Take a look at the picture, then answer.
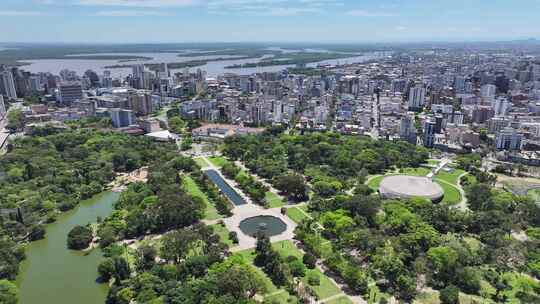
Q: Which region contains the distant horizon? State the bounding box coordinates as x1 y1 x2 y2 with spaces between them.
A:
1 38 539 46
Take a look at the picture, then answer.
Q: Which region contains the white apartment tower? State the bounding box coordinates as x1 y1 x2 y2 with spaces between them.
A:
408 85 426 110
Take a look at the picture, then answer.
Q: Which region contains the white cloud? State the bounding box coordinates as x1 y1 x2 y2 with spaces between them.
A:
0 10 47 16
347 10 396 17
78 0 198 7
395 26 406 31
207 0 333 16
95 10 173 16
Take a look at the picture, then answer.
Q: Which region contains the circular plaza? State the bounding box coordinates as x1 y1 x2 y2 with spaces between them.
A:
379 175 444 202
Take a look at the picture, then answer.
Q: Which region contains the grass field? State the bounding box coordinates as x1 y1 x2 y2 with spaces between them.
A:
435 168 466 185
528 188 540 201
265 191 285 208
233 240 342 301
400 167 431 176
301 268 343 300
182 175 221 220
287 207 310 224
413 291 495 304
273 240 303 258
435 180 462 205
211 224 233 247
208 156 229 168
367 175 384 191
325 296 353 304
194 157 210 168
264 291 298 303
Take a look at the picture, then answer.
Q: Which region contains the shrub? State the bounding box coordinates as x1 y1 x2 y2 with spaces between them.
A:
229 231 239 244
67 225 93 250
303 252 317 269
440 285 459 304
307 273 320 286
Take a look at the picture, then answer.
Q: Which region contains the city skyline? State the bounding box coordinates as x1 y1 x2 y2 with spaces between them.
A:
1 0 540 43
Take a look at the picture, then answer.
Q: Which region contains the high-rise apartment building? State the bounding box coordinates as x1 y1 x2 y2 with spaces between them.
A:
0 69 17 99
408 85 426 110
57 81 83 105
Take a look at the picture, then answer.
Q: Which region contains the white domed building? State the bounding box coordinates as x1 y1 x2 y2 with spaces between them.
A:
379 175 444 203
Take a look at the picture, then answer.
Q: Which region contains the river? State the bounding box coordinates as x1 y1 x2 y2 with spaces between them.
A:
16 191 120 304
17 50 387 78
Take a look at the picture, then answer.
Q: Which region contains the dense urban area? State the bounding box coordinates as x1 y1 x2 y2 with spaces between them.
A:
0 42 539 304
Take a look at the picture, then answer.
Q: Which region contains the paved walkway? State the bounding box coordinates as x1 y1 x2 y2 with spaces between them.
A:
454 172 469 211
226 203 298 251
198 156 363 303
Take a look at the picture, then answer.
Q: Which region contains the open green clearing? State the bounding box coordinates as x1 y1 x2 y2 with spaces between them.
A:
182 175 221 220
434 180 462 205
400 166 432 176
207 156 229 167
325 296 353 304
194 157 211 168
210 224 233 247
287 207 310 224
435 168 466 185
413 291 495 304
265 191 285 208
301 268 343 300
528 188 540 201
233 240 342 301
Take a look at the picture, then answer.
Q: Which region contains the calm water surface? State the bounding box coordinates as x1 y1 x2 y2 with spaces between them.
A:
16 191 120 304
18 51 386 78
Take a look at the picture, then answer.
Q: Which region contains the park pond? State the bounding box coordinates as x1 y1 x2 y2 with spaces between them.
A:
16 191 120 304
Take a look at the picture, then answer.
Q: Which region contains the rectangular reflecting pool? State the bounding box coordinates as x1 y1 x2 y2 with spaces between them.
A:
204 169 247 206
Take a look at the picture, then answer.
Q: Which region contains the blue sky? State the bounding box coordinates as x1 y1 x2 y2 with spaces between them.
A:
1 0 539 43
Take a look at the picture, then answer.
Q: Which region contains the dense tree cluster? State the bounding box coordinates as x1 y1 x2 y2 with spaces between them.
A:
295 183 540 302
96 156 208 242
67 225 93 250
222 132 428 201
223 132 429 180
0 128 170 296
102 220 266 303
97 156 274 303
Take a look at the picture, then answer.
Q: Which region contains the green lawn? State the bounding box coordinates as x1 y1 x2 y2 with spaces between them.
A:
210 224 233 247
320 240 334 260
435 168 466 185
287 207 310 224
208 156 229 167
182 175 221 220
273 240 303 259
265 191 285 208
264 291 299 304
367 175 384 191
413 291 495 304
528 188 540 201
435 180 462 205
400 167 431 176
325 295 353 304
301 268 342 300
194 157 210 168
233 240 342 301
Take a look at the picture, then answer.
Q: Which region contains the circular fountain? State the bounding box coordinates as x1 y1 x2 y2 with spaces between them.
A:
239 216 287 238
